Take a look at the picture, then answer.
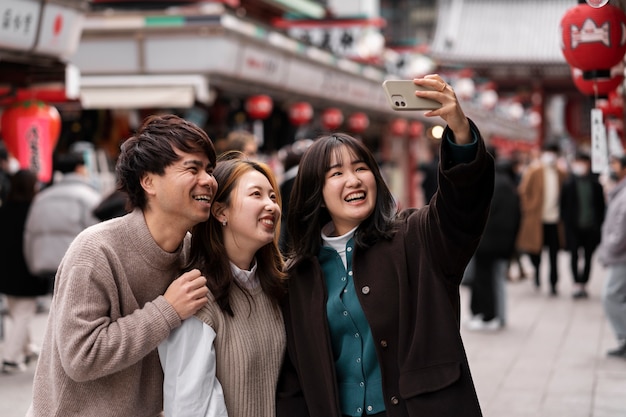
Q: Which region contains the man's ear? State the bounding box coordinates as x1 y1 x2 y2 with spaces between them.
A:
140 173 156 197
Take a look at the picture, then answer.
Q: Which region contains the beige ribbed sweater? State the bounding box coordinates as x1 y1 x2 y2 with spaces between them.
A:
195 284 285 417
27 209 184 417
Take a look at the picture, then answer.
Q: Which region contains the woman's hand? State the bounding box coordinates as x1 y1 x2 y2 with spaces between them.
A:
413 74 471 144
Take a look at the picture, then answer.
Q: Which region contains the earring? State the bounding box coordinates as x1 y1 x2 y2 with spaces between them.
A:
222 219 227 226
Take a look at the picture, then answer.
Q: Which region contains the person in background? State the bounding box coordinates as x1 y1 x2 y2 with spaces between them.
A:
0 170 48 374
160 152 286 417
0 141 11 208
560 151 606 299
516 141 567 296
597 154 626 359
217 130 259 160
277 75 493 417
92 189 130 221
278 139 313 253
27 114 216 417
23 151 102 292
466 151 521 331
507 150 531 281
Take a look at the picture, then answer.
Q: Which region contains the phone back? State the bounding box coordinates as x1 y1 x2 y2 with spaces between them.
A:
382 80 442 111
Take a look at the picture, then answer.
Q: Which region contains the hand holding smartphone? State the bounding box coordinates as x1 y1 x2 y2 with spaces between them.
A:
382 80 442 111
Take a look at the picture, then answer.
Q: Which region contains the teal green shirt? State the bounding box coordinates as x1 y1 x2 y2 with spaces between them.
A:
319 236 385 416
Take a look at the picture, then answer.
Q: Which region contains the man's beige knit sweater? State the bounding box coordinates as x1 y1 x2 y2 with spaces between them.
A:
27 209 184 417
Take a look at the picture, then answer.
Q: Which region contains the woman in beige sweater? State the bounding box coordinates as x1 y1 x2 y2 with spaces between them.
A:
159 152 286 417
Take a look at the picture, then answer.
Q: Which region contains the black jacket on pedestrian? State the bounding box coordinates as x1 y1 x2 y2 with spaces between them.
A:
559 174 605 251
475 161 521 258
0 201 50 296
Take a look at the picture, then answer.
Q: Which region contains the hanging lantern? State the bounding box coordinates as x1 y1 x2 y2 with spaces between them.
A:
289 102 313 126
245 95 273 120
598 90 624 118
571 66 623 98
0 100 61 183
390 118 408 136
408 121 424 138
321 107 344 130
560 3 626 79
347 112 369 134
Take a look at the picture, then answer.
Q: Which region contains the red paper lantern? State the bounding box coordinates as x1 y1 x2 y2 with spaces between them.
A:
321 107 343 130
390 118 408 136
289 102 313 126
0 100 61 183
571 66 623 97
245 95 273 120
408 121 424 138
347 112 369 134
560 3 626 78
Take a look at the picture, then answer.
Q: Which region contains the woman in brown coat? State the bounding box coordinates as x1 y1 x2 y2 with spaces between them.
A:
515 143 567 295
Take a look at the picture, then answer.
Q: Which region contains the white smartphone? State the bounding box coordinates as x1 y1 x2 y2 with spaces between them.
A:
382 80 442 111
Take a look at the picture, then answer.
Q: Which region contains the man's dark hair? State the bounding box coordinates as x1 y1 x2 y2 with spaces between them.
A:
116 114 216 211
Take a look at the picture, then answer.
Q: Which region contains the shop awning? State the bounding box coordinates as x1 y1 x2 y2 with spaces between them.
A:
77 74 209 109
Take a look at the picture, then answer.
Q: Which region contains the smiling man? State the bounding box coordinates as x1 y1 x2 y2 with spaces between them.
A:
27 114 217 417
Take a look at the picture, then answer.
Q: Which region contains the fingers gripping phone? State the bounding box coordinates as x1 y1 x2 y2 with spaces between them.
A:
382 80 442 111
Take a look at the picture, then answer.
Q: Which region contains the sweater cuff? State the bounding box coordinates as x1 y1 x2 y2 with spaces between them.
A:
154 295 182 329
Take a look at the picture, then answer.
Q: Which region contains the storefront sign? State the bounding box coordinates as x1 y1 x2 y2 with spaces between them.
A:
0 0 40 50
0 0 85 59
33 2 85 59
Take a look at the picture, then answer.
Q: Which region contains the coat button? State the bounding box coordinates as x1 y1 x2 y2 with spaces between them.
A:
391 396 399 405
380 340 388 348
361 286 370 294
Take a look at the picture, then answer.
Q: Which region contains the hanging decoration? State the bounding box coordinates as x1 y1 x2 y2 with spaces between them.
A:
0 100 61 183
288 102 314 126
560 3 626 79
245 95 273 120
321 108 344 130
597 90 624 119
347 112 369 134
390 118 408 136
408 121 424 138
570 66 624 98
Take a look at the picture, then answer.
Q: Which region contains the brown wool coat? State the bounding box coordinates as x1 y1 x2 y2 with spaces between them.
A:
277 128 494 417
515 163 567 254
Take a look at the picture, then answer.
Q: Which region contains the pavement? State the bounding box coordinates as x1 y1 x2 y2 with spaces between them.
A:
1 252 625 417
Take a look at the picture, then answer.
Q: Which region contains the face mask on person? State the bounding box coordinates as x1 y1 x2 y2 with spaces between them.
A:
571 162 588 177
541 152 557 166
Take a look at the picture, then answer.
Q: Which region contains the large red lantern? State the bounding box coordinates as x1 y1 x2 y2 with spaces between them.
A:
289 102 313 126
321 108 344 130
347 112 369 134
560 3 626 79
1 100 61 183
245 95 273 120
571 66 624 97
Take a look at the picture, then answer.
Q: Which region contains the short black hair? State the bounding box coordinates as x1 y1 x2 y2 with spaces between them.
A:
54 152 85 174
574 151 591 163
542 141 560 153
